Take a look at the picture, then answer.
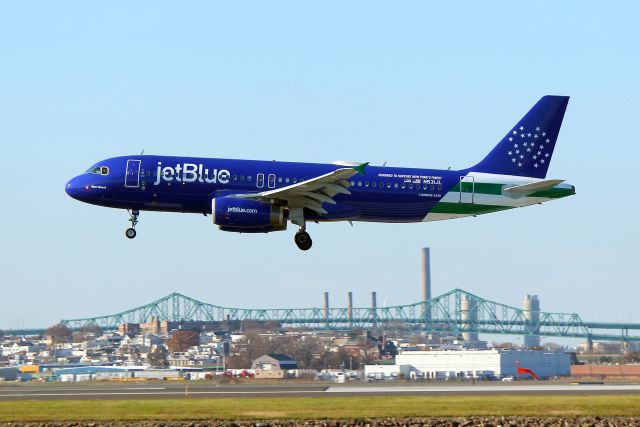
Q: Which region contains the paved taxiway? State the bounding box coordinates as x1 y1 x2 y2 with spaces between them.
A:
2 383 640 400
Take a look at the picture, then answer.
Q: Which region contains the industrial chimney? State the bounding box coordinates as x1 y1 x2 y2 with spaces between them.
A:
347 291 353 327
371 291 377 327
461 295 479 343
324 291 329 325
421 247 432 324
523 295 541 348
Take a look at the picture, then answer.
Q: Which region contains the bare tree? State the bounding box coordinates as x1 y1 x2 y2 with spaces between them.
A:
167 330 200 352
79 324 103 336
45 324 72 343
148 347 169 368
623 351 640 363
228 331 326 369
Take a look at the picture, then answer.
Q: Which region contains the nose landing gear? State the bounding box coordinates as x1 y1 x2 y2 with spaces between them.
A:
125 209 139 239
294 228 312 251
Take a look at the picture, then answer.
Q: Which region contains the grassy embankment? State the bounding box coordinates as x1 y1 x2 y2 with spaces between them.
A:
1 395 640 422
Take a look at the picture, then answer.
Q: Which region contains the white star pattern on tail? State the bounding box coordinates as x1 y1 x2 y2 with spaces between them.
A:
505 125 552 170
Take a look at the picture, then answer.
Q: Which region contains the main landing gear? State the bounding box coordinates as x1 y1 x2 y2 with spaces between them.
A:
290 207 312 251
125 209 139 239
294 228 312 251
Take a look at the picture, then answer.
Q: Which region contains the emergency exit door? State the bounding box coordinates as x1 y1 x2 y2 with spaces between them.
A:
459 176 475 203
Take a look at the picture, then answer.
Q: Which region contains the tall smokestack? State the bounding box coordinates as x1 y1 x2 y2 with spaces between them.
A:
461 295 479 343
324 292 329 325
371 291 377 327
421 247 432 325
348 291 353 327
421 247 431 303
523 295 541 348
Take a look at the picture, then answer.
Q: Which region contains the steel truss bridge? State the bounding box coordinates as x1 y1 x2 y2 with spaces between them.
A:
35 289 638 343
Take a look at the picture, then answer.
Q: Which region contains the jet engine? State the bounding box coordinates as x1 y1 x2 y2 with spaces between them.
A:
212 197 286 232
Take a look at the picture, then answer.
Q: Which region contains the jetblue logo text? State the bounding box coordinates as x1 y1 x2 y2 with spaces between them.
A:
154 162 230 185
227 207 258 214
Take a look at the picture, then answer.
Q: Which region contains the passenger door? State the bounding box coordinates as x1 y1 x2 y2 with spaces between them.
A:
125 159 141 188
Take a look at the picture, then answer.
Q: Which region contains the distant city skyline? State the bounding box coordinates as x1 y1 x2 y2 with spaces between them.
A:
1 1 639 330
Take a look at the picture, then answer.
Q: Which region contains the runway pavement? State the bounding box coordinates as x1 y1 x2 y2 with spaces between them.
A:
1 382 640 400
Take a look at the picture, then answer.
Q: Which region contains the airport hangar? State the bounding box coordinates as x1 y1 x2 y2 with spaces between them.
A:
365 349 571 380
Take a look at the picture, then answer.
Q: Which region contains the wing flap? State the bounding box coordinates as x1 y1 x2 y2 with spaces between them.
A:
238 163 368 217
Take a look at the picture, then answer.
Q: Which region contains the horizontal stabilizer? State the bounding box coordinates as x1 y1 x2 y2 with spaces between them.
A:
503 179 564 198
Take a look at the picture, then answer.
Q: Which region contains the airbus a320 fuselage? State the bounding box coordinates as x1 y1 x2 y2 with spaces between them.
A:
66 96 575 250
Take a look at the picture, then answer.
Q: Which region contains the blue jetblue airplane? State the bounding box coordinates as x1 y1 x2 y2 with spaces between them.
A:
66 96 574 250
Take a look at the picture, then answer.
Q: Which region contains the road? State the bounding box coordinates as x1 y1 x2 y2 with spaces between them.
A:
1 382 640 400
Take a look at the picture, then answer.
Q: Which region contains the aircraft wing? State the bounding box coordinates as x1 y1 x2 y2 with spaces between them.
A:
239 163 368 215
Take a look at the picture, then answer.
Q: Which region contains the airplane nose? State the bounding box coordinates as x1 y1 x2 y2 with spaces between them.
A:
65 177 83 199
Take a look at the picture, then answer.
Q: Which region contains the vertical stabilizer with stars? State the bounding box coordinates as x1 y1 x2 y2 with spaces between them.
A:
470 96 569 179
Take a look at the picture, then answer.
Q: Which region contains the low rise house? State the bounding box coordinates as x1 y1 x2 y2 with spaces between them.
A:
252 353 298 378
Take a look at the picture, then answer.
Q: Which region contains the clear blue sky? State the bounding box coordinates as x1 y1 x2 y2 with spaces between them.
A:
1 1 639 332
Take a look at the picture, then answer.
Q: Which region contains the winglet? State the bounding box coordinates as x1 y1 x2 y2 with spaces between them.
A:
353 162 369 175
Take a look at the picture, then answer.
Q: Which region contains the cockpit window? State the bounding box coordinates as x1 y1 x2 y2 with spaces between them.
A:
86 166 109 175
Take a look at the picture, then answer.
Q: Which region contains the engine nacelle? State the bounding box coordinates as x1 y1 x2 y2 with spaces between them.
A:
212 197 286 232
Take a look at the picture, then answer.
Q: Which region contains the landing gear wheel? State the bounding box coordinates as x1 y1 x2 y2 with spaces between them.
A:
294 231 312 251
125 209 139 240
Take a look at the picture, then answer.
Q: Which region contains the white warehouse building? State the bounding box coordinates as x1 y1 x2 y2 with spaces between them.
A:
367 349 570 380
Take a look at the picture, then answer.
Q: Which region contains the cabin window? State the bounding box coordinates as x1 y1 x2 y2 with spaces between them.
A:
371 182 377 188
365 182 370 187
357 181 362 187
379 182 383 188
247 176 252 182
293 178 298 184
233 175 237 181
394 183 398 188
100 166 109 175
401 183 406 189
408 184 413 189
278 177 283 183
386 182 391 189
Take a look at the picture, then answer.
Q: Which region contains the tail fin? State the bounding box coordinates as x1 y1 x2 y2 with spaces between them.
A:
471 96 569 178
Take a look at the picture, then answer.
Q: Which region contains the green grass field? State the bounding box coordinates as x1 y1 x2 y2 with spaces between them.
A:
1 395 640 422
